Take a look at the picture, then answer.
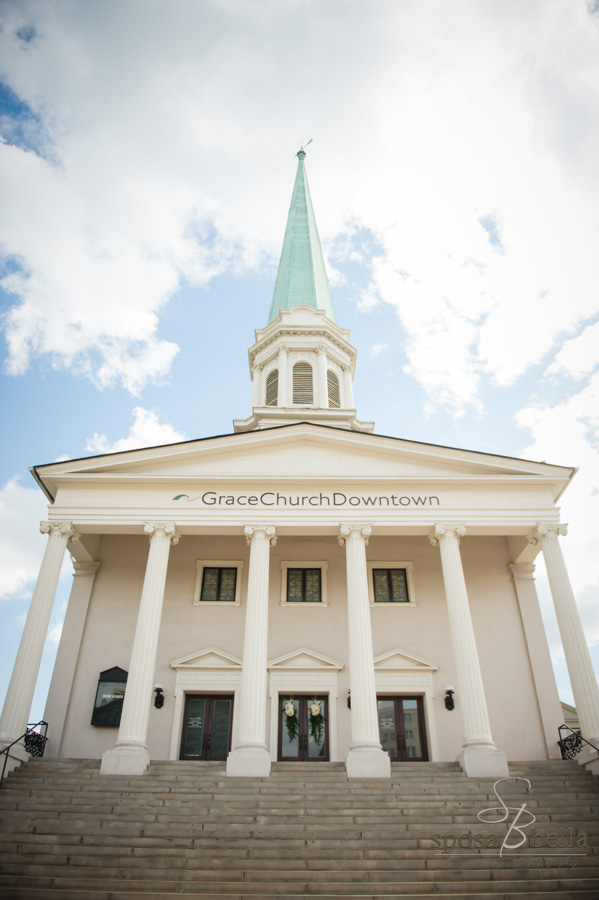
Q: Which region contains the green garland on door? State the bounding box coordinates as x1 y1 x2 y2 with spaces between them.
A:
309 699 324 745
283 699 298 742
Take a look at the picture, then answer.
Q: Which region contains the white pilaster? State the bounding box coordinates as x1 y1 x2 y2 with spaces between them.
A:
532 524 599 745
0 521 75 745
277 344 288 406
342 365 354 409
227 524 276 777
508 563 564 758
317 345 328 408
44 560 101 758
339 524 391 778
430 524 508 777
101 523 179 775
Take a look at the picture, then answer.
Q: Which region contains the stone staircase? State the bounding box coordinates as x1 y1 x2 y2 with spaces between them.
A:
0 758 599 898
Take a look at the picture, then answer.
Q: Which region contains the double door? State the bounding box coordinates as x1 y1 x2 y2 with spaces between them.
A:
180 694 233 760
377 696 428 761
278 695 329 761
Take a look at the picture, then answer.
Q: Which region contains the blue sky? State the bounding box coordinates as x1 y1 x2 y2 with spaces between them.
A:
1 0 598 725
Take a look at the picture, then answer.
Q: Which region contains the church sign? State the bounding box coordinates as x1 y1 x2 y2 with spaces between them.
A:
173 491 440 508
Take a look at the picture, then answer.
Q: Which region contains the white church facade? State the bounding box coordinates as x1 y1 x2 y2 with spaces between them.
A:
2 151 599 781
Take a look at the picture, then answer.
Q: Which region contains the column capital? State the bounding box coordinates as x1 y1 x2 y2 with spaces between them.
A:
40 521 78 542
338 524 372 546
317 344 327 355
278 343 288 353
244 525 277 547
73 561 101 578
143 523 180 545
429 523 466 547
508 562 536 582
529 523 568 544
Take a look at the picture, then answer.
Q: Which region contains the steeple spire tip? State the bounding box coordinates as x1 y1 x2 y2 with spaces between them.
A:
268 140 336 325
296 138 312 160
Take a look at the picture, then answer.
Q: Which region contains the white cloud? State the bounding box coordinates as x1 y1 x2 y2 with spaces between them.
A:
0 0 597 408
0 475 49 601
47 622 63 646
545 319 599 381
85 407 188 455
370 343 388 359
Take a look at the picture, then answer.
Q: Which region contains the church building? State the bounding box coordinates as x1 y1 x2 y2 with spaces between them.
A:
2 150 598 781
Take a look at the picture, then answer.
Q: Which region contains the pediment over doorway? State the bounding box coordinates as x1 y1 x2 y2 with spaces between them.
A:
268 648 344 671
170 647 242 670
374 650 438 672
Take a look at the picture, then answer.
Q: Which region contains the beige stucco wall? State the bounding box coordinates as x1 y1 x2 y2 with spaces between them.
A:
46 531 562 764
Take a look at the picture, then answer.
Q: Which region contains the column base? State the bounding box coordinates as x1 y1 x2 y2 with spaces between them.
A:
577 743 599 775
226 748 271 778
345 747 391 779
458 745 509 778
100 743 150 776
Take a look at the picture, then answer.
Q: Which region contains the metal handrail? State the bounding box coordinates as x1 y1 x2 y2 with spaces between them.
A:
558 723 599 760
0 721 48 787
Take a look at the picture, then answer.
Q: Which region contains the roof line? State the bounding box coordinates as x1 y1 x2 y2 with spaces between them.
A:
31 420 576 474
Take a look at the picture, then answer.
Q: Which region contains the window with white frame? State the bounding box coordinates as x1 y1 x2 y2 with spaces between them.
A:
193 560 244 606
280 561 328 606
367 561 416 607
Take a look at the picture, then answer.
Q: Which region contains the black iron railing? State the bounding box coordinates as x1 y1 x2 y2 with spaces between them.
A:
0 721 48 787
558 723 599 760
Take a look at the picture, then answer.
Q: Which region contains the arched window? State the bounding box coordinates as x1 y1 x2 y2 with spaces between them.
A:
293 361 313 404
327 370 341 408
265 369 278 406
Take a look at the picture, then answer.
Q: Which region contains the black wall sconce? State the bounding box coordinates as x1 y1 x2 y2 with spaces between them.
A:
347 690 351 710
154 684 165 709
444 686 455 711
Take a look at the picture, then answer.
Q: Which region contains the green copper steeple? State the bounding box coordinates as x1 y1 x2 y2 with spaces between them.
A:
267 150 336 324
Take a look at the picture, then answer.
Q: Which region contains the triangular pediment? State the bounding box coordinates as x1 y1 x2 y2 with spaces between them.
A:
268 648 344 671
33 422 574 502
170 647 242 670
374 650 438 671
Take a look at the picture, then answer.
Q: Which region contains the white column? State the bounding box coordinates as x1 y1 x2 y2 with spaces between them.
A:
0 521 75 746
44 560 101 758
317 345 328 408
430 524 508 777
509 563 564 758
343 365 354 409
277 344 288 407
101 523 179 775
340 524 390 778
532 524 599 744
251 364 262 408
227 525 276 777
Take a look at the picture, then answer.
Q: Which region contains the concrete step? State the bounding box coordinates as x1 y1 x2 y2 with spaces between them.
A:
1 757 599 898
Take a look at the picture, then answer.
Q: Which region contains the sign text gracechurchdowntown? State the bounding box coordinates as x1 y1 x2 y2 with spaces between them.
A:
173 492 441 508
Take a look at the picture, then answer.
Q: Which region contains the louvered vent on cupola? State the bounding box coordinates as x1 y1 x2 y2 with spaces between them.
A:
265 369 278 406
292 361 313 404
327 370 341 408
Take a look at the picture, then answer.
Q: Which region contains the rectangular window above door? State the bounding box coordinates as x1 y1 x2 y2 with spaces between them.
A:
280 561 328 606
367 561 416 607
193 560 244 606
